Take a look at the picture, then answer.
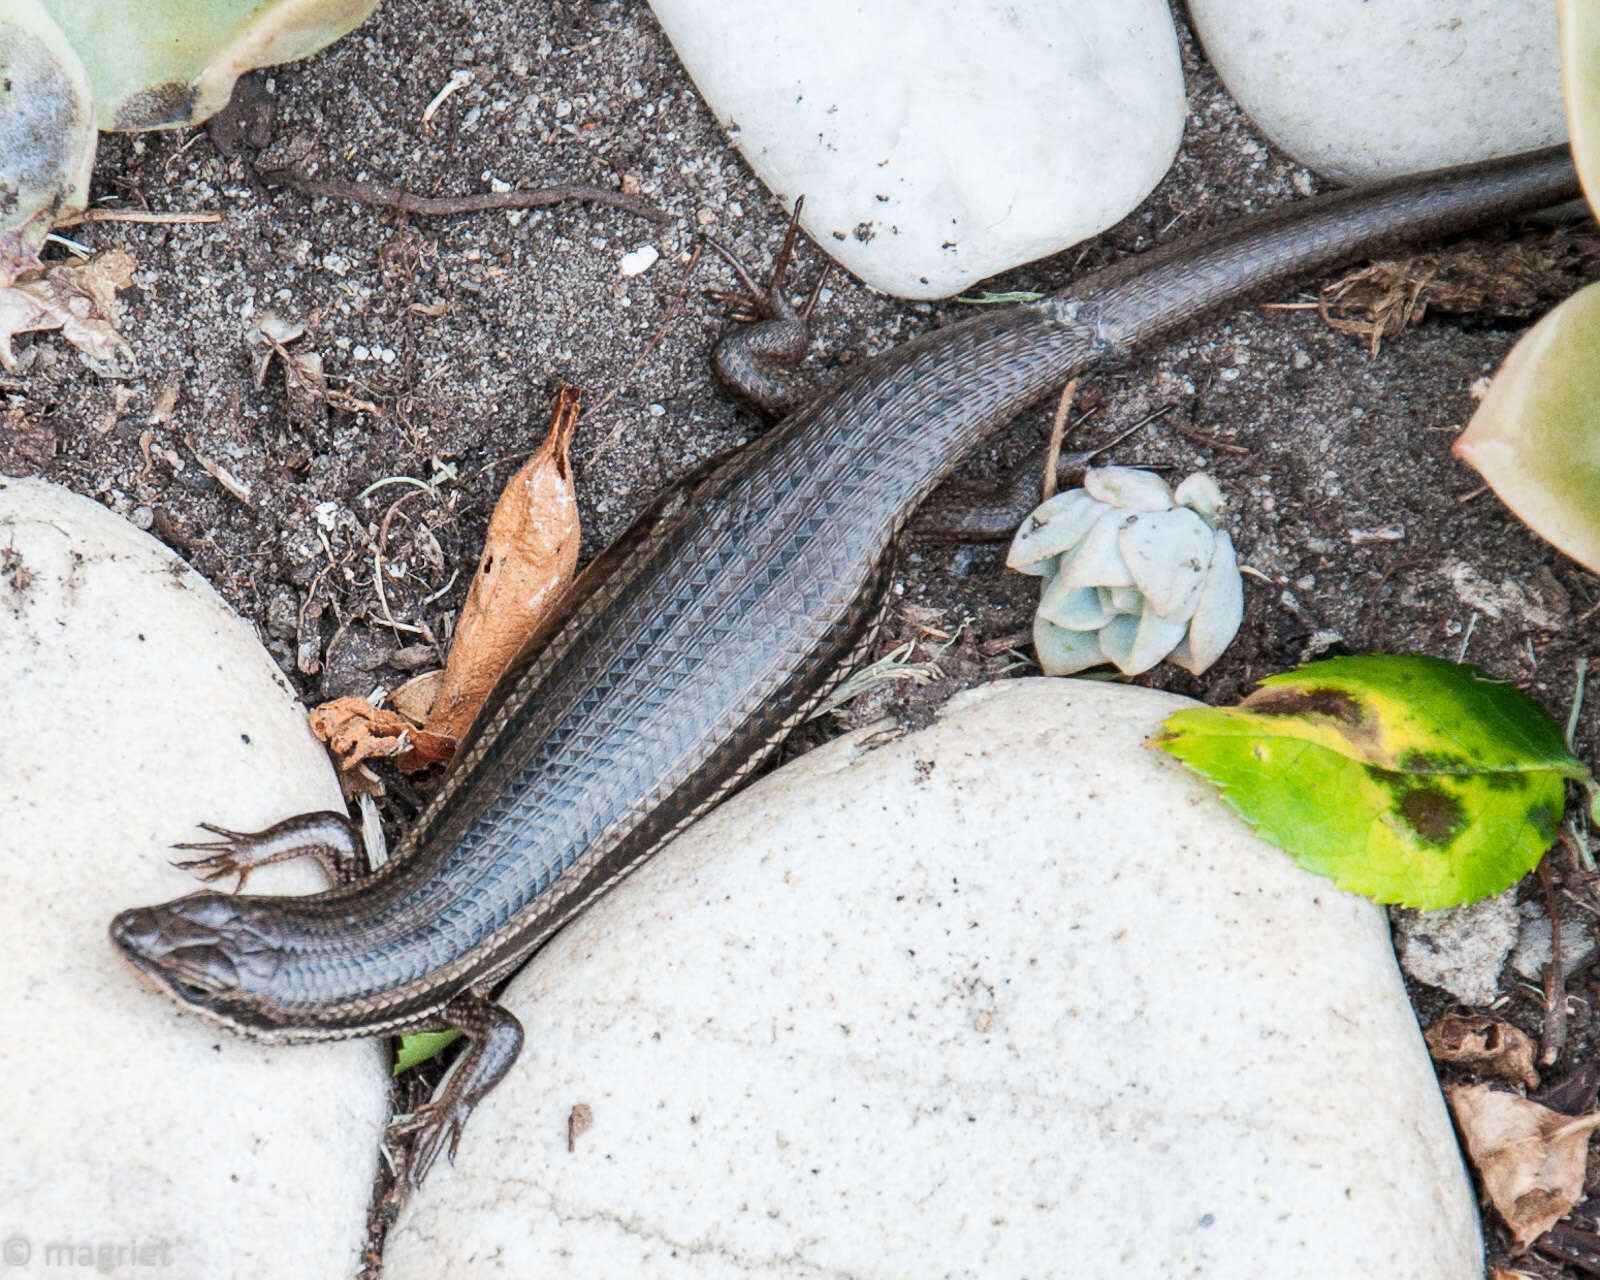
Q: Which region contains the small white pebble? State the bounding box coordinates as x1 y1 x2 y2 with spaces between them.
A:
554 99 573 118
648 403 666 417
618 245 660 277
380 348 396 365
352 345 370 361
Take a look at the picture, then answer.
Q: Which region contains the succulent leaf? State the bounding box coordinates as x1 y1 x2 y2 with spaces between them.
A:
40 0 382 131
1058 507 1136 589
0 0 93 280
1084 465 1173 512
1033 615 1106 676
1453 280 1600 575
1006 488 1101 576
1119 507 1214 621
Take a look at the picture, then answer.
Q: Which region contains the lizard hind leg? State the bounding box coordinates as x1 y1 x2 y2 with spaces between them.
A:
705 195 832 420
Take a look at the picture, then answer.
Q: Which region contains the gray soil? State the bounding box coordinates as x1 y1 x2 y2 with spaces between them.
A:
6 1 1600 1274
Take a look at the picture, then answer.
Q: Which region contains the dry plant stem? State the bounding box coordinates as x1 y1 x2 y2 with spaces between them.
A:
588 240 705 425
1172 422 1250 455
1040 377 1080 501
262 169 668 224
58 209 224 227
1540 851 1568 1067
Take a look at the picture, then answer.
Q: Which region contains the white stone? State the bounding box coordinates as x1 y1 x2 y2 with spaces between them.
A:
385 679 1478 1279
1510 913 1597 983
1189 0 1565 183
618 243 659 277
648 0 1184 299
0 477 386 1278
1394 888 1521 1006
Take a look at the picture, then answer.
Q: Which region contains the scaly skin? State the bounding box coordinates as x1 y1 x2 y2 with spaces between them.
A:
111 145 1580 1188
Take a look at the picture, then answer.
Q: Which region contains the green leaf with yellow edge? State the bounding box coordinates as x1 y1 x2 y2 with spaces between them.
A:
1154 655 1588 909
394 1029 460 1076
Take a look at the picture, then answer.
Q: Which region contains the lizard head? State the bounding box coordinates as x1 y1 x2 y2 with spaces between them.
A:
111 893 295 1039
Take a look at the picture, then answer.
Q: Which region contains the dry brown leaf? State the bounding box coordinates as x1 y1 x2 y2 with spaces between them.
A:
415 385 581 747
1448 1083 1600 1245
390 669 445 725
309 696 454 773
1426 1014 1541 1089
0 248 138 376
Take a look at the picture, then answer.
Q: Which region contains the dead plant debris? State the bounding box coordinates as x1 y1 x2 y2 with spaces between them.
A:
1448 1083 1600 1246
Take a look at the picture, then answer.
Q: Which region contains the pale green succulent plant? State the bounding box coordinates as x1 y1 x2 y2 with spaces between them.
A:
0 0 381 278
1008 467 1244 678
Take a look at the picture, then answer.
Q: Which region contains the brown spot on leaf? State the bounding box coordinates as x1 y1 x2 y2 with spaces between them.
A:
1244 686 1366 726
1397 785 1466 847
1528 803 1561 842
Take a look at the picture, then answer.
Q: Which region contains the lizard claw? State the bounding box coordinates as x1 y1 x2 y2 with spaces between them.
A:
171 824 257 891
389 1098 470 1189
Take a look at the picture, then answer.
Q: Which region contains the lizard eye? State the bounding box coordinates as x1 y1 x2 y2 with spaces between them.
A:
172 979 211 1003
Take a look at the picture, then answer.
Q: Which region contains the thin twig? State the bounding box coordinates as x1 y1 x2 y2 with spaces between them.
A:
1172 423 1250 455
587 241 705 439
262 168 668 225
1041 377 1080 502
1539 851 1568 1067
58 208 224 227
1567 655 1591 750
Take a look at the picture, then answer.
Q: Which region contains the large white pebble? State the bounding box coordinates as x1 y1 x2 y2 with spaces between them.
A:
1189 0 1563 182
649 0 1185 299
385 680 1479 1279
0 477 385 1278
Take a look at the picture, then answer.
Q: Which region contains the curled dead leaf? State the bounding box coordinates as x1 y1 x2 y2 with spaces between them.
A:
0 248 137 375
309 696 454 776
415 385 581 748
1426 1014 1541 1090
1447 1083 1600 1246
